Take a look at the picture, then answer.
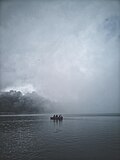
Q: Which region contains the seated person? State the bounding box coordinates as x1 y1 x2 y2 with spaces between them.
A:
59 115 61 118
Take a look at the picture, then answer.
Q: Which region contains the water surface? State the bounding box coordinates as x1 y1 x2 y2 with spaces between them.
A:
0 114 120 160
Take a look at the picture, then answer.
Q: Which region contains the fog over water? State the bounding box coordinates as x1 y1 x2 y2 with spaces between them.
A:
0 0 120 113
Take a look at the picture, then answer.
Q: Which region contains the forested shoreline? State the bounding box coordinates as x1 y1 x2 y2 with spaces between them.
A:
0 90 54 114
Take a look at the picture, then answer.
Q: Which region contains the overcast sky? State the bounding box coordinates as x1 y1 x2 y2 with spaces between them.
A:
0 0 120 113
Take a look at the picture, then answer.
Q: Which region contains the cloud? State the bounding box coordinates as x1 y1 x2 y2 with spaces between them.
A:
3 84 36 94
0 0 120 113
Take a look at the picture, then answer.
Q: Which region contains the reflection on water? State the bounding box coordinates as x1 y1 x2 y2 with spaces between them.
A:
50 119 63 126
50 119 63 134
0 114 120 160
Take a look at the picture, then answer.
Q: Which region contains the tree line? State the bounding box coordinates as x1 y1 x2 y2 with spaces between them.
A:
0 90 54 114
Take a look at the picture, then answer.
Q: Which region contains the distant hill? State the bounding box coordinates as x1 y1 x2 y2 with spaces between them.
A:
0 90 55 115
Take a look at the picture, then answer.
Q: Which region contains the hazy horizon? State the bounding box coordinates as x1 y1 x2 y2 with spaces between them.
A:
0 0 120 113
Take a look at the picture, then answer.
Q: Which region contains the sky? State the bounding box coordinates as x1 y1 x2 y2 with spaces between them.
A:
0 0 120 113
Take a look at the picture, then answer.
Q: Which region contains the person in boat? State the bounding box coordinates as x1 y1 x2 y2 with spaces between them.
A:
59 115 61 118
55 115 58 118
51 114 63 120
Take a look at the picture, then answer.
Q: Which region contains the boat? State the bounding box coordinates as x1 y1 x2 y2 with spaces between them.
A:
50 115 63 120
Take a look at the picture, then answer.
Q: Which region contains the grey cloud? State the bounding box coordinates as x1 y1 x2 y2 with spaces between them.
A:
0 0 120 113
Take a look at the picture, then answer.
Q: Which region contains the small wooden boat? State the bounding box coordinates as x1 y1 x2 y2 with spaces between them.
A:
50 116 63 120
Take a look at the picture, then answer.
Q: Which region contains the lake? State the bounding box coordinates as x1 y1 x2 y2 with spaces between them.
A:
0 114 120 160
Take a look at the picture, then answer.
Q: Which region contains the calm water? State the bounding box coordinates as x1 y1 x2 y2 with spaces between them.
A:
0 114 120 160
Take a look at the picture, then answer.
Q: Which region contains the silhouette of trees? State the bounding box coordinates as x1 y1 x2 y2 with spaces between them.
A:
0 90 54 114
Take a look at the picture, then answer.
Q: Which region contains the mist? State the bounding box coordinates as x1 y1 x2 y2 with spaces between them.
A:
0 0 120 113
